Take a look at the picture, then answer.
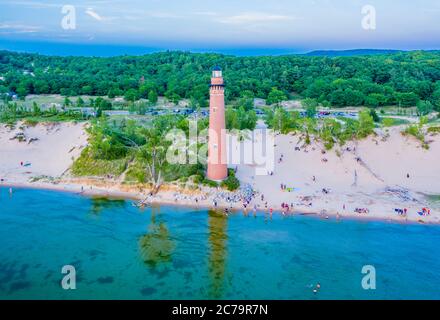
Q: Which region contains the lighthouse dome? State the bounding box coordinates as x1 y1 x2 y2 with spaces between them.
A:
212 66 222 78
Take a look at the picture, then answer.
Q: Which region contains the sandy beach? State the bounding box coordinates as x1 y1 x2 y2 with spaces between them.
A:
1 121 439 224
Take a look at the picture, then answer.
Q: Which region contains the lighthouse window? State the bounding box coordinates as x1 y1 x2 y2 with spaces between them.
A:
213 107 217 112
213 144 218 149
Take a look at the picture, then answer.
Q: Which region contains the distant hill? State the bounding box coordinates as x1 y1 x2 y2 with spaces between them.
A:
305 49 404 57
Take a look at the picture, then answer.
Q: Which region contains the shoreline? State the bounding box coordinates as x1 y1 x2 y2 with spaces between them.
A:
1 121 439 226
2 180 438 226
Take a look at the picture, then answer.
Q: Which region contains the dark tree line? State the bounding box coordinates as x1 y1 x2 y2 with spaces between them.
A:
0 50 439 109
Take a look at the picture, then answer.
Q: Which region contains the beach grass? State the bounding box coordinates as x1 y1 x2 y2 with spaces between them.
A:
71 147 128 177
380 117 410 126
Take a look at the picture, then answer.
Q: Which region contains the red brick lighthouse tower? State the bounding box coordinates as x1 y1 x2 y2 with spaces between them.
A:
207 66 228 181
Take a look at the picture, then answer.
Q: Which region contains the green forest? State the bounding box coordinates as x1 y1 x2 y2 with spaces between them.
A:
1 50 440 109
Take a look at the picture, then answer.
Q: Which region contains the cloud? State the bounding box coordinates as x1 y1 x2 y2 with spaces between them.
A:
217 12 294 25
0 23 42 33
85 8 103 21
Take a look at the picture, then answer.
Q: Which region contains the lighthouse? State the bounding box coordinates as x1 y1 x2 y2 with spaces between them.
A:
207 66 228 181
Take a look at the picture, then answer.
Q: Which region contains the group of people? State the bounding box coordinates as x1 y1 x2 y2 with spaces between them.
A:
394 207 431 217
280 202 292 214
418 207 431 216
278 153 284 164
394 208 408 216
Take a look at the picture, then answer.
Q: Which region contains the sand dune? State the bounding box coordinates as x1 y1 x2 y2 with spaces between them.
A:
0 121 88 183
236 125 440 223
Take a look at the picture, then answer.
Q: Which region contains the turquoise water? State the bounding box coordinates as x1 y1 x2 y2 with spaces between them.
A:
1 188 440 300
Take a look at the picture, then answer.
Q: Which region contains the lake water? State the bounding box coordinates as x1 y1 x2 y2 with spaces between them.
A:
1 188 439 300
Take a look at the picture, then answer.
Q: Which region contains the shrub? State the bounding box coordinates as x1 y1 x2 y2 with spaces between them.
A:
203 179 219 188
428 126 440 134
24 119 39 127
221 176 240 191
382 118 395 127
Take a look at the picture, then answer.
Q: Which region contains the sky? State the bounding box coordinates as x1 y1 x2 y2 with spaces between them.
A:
0 0 439 55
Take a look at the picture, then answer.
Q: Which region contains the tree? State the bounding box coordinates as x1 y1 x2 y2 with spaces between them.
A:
76 96 85 107
303 98 318 118
272 108 290 133
266 88 287 105
2 50 440 110
365 93 387 107
107 89 116 99
237 90 254 111
82 85 93 95
433 88 440 111
395 92 419 107
63 96 71 107
357 109 375 138
124 89 140 102
416 100 434 116
148 90 158 104
32 101 41 116
226 107 239 130
16 86 27 99
344 89 365 106
225 106 257 130
137 127 170 193
369 108 380 122
95 97 112 110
